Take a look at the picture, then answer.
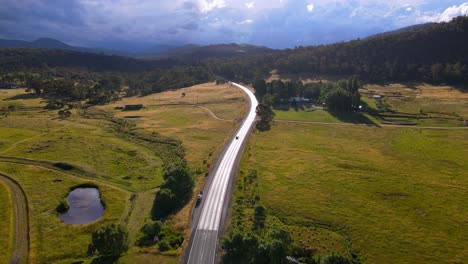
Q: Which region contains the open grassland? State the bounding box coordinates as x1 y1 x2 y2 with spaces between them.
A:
240 122 467 263
0 89 164 192
101 83 247 259
118 253 179 264
0 180 13 263
102 82 247 176
362 83 467 126
0 162 129 264
274 109 341 123
0 83 246 263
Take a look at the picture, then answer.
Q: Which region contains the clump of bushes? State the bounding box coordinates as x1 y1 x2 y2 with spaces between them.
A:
56 198 70 213
137 219 184 252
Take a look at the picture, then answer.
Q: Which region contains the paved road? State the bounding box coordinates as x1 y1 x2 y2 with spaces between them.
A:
0 174 29 264
185 82 258 264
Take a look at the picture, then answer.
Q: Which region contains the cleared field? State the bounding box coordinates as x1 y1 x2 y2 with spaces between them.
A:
102 82 247 174
274 109 341 123
0 89 164 192
0 83 247 263
0 179 13 263
362 83 467 126
0 162 129 264
239 122 468 263
102 83 248 256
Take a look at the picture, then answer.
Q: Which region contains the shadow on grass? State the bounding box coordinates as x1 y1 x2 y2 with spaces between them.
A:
329 110 380 127
4 93 40 100
90 256 120 264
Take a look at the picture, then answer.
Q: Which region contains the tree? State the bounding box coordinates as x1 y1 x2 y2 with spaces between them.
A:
138 220 162 246
253 79 267 99
153 161 194 217
325 88 352 112
88 224 128 258
253 204 267 229
256 103 275 131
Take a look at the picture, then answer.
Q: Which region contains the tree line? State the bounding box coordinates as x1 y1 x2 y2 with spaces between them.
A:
254 76 362 112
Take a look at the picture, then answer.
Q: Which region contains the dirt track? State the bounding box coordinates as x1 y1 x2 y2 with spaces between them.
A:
0 174 29 264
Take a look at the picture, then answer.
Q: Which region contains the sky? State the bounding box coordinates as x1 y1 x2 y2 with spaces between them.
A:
0 0 467 50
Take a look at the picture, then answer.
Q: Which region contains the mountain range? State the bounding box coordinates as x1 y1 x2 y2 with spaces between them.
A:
0 38 273 60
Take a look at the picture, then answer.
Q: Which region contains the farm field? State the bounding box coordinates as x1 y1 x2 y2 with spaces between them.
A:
102 82 247 172
0 82 246 263
236 122 468 263
274 83 467 127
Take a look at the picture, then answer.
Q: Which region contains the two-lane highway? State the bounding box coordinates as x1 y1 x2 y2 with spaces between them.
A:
185 82 258 264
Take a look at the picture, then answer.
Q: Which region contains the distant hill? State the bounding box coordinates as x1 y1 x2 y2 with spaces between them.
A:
1 38 88 51
367 23 435 39
0 38 127 56
0 48 177 72
143 43 274 60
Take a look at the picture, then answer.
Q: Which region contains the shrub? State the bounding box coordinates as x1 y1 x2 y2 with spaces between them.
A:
56 198 69 213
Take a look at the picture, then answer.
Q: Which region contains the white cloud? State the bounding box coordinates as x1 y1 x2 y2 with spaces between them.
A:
245 2 255 9
406 7 413 12
306 3 314 12
437 3 468 22
198 0 226 13
237 19 253 24
417 3 468 23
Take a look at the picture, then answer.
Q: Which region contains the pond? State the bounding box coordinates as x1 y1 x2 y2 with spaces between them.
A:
58 187 104 225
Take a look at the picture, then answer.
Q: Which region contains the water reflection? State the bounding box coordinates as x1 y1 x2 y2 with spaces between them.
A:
58 188 104 225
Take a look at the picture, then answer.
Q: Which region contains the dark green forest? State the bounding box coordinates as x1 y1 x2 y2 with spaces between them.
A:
208 16 468 85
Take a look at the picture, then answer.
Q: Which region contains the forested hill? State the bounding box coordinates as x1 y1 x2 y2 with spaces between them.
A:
210 16 468 84
0 48 177 72
146 43 274 61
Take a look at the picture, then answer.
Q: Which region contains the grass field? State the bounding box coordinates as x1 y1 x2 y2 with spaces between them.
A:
102 82 247 173
0 162 130 264
237 122 468 263
0 83 246 263
102 82 247 259
0 180 13 263
0 90 165 192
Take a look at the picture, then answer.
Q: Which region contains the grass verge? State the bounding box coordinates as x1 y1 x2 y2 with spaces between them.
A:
235 122 467 263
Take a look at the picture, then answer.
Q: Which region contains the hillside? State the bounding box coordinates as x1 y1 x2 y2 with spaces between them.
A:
0 48 176 72
146 43 274 60
210 16 468 84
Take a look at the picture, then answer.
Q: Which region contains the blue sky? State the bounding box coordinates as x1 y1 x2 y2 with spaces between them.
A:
0 0 467 50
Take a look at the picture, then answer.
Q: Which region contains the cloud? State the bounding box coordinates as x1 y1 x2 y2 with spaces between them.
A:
437 3 468 22
0 0 467 49
198 0 226 13
416 3 468 23
237 19 253 24
245 2 255 9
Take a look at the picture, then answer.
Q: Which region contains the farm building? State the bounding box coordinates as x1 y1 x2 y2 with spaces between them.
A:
124 104 144 110
289 97 311 103
0 84 17 89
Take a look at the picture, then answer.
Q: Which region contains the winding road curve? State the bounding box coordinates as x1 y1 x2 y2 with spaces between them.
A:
0 174 29 264
185 82 258 264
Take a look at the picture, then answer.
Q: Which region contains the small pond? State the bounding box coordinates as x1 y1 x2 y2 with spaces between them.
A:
58 187 104 225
